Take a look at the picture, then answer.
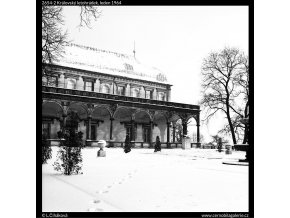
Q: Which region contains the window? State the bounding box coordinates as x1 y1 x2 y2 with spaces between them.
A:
117 86 125 96
66 79 76 89
124 63 134 71
85 81 93 91
102 84 110 94
132 88 140 98
91 125 97 140
143 127 151 143
42 75 58 87
42 123 51 138
158 92 166 101
126 126 137 141
145 90 152 99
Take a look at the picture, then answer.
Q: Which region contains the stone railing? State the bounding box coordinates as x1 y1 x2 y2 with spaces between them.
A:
42 86 200 110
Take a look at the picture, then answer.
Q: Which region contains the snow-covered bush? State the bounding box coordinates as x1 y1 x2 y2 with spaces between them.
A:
42 134 52 164
53 112 84 175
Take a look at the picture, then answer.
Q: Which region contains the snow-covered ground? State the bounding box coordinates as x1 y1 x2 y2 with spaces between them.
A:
42 147 248 212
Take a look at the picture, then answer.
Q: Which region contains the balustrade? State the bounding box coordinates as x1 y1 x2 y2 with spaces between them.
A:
42 86 200 110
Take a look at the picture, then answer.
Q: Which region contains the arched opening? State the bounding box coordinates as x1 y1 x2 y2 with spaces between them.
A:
91 106 111 141
187 117 198 143
134 110 151 143
114 107 133 142
66 103 88 140
42 101 63 139
101 84 110 94
153 112 167 142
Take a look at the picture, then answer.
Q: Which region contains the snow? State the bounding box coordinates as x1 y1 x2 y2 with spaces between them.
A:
42 147 248 212
55 43 169 84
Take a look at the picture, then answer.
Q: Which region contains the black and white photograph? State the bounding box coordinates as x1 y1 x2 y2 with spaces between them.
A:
39 0 253 217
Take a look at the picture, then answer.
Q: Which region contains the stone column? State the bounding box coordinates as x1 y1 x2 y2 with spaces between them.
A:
126 84 131 96
153 88 157 100
94 79 100 92
110 82 114 94
109 118 114 140
167 122 171 148
58 74 65 88
149 121 153 148
76 76 84 90
140 86 145 98
167 86 171 102
87 117 92 140
181 118 190 149
182 119 188 137
63 76 67 88
172 123 176 142
61 114 67 132
131 120 135 141
196 121 201 148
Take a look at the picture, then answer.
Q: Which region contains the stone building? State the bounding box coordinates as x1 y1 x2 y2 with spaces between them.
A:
42 43 200 148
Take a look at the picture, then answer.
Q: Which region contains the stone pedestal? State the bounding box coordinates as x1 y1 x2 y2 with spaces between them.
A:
182 137 191 149
97 140 106 157
97 148 106 157
225 145 232 154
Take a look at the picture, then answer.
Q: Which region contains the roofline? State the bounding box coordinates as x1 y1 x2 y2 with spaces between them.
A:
43 63 173 87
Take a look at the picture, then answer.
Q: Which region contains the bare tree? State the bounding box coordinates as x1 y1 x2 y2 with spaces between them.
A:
42 6 101 65
174 120 183 143
42 6 68 64
192 132 204 143
78 6 102 29
200 47 248 144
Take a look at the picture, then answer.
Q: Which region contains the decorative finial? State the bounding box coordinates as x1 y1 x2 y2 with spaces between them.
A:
133 41 136 58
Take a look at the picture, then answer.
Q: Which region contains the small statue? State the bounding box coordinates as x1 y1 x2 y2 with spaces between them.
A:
124 134 131 153
154 136 161 152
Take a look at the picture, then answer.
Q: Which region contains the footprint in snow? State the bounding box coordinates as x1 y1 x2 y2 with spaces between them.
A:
88 207 104 212
96 190 109 194
93 199 101 204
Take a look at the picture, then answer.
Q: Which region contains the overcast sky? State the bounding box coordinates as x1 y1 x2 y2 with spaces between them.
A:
62 6 248 142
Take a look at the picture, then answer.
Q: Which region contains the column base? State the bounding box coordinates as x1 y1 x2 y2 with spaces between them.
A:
181 137 191 149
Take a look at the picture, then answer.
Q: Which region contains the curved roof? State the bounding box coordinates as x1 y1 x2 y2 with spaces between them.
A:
55 43 169 84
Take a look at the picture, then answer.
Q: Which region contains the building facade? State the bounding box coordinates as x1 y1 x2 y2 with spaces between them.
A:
42 43 200 148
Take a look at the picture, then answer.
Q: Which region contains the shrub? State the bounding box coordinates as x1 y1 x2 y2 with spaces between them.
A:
53 112 84 175
42 134 52 164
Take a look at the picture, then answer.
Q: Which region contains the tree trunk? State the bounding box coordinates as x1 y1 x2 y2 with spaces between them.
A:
226 111 237 145
242 100 249 144
226 87 237 145
242 125 248 144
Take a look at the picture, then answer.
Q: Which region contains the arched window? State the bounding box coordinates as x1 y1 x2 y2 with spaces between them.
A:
102 84 110 94
66 79 76 89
